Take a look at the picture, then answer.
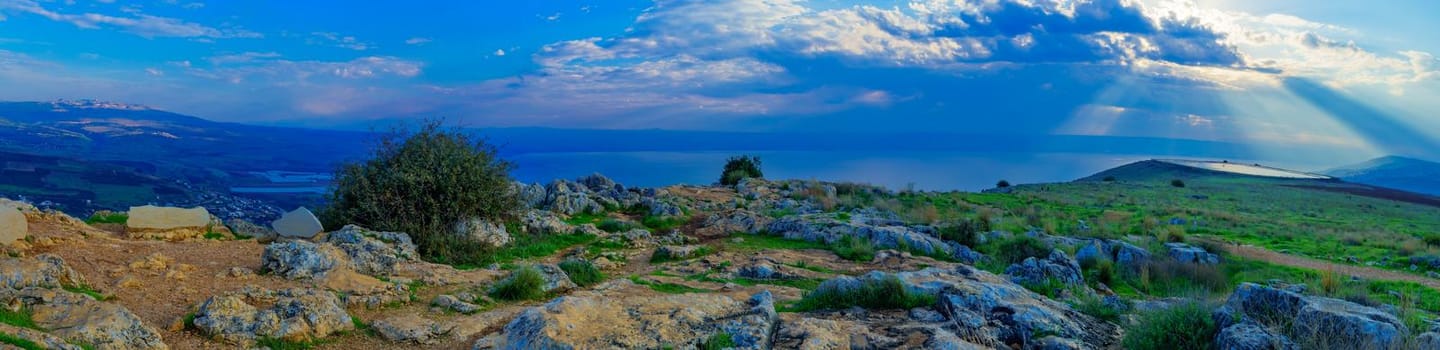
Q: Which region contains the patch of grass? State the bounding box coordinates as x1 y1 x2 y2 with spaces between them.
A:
350 317 377 337
641 215 686 232
489 266 547 301
726 235 829 251
701 332 736 350
559 259 605 287
832 235 875 262
785 261 841 275
564 212 606 226
0 332 42 350
63 284 111 301
0 308 40 330
597 218 636 233
455 233 597 268
255 337 330 350
1018 278 1071 299
1122 302 1216 350
981 235 1052 265
84 212 128 225
792 275 936 311
628 275 710 294
1071 293 1124 323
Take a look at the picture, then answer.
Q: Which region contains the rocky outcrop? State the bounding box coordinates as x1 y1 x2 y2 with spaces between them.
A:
271 207 323 239
433 294 483 314
455 218 511 248
125 206 228 240
261 241 347 280
697 209 771 238
225 218 277 243
1215 283 1409 349
1004 249 1084 286
519 210 573 235
374 315 454 345
653 245 707 261
767 213 978 262
319 225 418 275
1073 238 1151 271
191 288 353 345
0 287 167 350
0 254 87 289
492 287 778 349
0 200 28 245
1215 319 1298 350
1166 242 1220 265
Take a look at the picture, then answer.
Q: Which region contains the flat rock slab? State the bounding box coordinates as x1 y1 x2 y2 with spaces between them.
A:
0 201 27 245
126 205 211 230
273 207 323 238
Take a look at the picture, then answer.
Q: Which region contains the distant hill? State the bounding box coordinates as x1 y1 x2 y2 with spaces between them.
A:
1080 159 1440 207
1322 156 1440 196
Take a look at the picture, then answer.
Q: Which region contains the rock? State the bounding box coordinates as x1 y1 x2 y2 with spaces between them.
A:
1215 320 1297 350
433 294 482 314
1218 283 1407 349
1073 240 1106 264
373 315 454 345
519 210 573 235
0 200 28 245
698 210 772 237
261 241 347 280
192 288 353 345
766 213 955 257
495 264 576 295
909 308 946 322
456 218 511 248
0 287 167 350
225 218 277 243
124 206 215 240
1005 249 1084 286
736 260 785 280
271 207 323 239
0 254 87 289
576 173 618 193
545 182 603 215
494 289 778 349
1166 243 1220 265
321 225 418 276
0 323 84 350
642 197 684 217
1114 241 1151 272
654 245 706 261
227 267 255 278
1418 331 1440 349
513 182 548 209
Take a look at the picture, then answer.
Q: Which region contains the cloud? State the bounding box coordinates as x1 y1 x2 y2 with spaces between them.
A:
404 37 431 45
494 49 505 56
308 32 372 51
206 52 281 65
0 0 258 38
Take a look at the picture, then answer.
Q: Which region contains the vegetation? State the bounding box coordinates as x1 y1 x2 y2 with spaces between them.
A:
641 215 687 231
255 337 329 350
1121 302 1217 350
701 333 736 350
719 155 764 186
936 219 986 247
832 235 876 262
1170 179 1186 188
84 212 128 225
984 235 1052 265
1072 293 1124 323
320 120 522 266
650 246 714 263
463 233 597 268
0 333 42 350
792 275 936 311
628 275 710 294
724 235 829 251
63 284 111 301
0 307 39 330
559 259 604 287
490 266 547 301
996 180 1011 188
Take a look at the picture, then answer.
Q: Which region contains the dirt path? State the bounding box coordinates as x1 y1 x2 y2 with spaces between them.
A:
1198 238 1440 292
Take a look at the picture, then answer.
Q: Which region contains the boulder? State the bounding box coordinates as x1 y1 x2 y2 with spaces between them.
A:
697 210 772 238
528 264 576 294
373 315 454 345
494 289 778 349
1073 240 1106 264
576 173 619 193
1114 241 1152 271
0 200 27 245
0 254 87 289
125 205 216 240
654 245 707 261
1004 249 1084 286
260 241 347 280
766 213 954 258
1215 320 1297 350
1216 283 1407 349
1418 331 1440 349
433 294 482 314
320 225 418 276
0 287 167 350
513 182 548 209
1166 243 1220 265
456 218 511 248
519 210 573 235
271 207 323 239
642 198 684 217
225 218 277 243
191 288 353 345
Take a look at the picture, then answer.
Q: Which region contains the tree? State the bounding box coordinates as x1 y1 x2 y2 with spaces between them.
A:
321 120 521 265
996 180 1011 188
720 155 764 186
1171 179 1186 188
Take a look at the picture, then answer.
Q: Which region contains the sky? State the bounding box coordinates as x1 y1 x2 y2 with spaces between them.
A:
0 0 1438 161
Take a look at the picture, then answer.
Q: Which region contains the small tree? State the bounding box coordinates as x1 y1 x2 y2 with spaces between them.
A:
1103 176 1117 182
321 120 521 265
996 180 1011 188
720 155 763 186
1171 179 1186 188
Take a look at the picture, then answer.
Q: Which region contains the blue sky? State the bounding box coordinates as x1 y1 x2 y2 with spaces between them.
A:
1 0 1438 160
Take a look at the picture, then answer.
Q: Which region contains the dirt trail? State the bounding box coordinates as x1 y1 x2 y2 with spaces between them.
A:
1199 238 1440 292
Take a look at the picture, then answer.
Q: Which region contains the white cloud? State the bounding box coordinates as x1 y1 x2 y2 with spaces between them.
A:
308 32 372 51
404 37 431 45
207 52 280 65
0 0 258 38
144 67 163 76
494 49 505 56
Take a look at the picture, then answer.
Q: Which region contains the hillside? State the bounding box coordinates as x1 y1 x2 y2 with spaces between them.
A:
1324 156 1440 196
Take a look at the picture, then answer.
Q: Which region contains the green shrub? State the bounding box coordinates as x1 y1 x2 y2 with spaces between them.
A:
1130 260 1228 296
990 235 1052 265
701 333 736 350
937 219 982 247
719 155 763 186
1103 176 1117 182
641 215 686 231
1081 258 1116 286
996 180 1011 188
84 212 128 225
1072 293 1124 323
255 337 328 350
794 275 936 311
1423 233 1440 248
0 307 39 330
1122 302 1216 350
320 120 522 266
490 266 547 301
1170 179 1186 188
1019 277 1070 298
832 235 876 262
596 218 634 233
559 260 604 287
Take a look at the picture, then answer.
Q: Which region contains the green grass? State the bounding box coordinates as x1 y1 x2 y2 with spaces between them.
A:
255 337 331 350
453 233 597 269
628 275 710 294
63 284 111 301
785 261 842 274
1018 277 1071 299
832 235 875 262
684 270 826 290
701 332 736 350
83 212 128 225
1122 302 1217 350
558 259 605 287
489 266 547 301
350 317 377 337
1071 293 1125 323
0 308 40 330
791 275 936 311
724 235 829 251
0 332 42 350
641 215 687 231
563 212 606 226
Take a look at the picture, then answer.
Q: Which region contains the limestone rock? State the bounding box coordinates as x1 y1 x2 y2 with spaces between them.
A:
697 210 771 238
654 245 706 261
0 200 27 245
125 206 216 240
321 225 418 276
1216 283 1407 349
496 264 575 294
1215 320 1297 350
519 209 573 235
1166 242 1220 265
225 218 277 243
456 218 511 248
1005 249 1084 286
766 213 957 259
0 287 167 350
494 289 778 349
191 288 353 345
374 315 454 345
0 254 87 290
433 294 482 314
260 241 346 280
271 207 323 239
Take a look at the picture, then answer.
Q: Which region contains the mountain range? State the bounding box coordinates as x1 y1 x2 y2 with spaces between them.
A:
1323 156 1440 196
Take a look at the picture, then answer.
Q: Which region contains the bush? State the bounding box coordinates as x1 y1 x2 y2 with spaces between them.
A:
719 155 763 186
1423 233 1440 248
937 219 984 247
490 266 547 301
320 121 521 266
559 259 604 287
1103 176 1117 182
596 218 634 233
990 235 1052 265
1073 293 1124 323
701 333 736 350
833 235 876 262
794 275 936 311
84 212 128 225
1122 302 1216 350
1170 179 1186 188
996 180 1011 188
